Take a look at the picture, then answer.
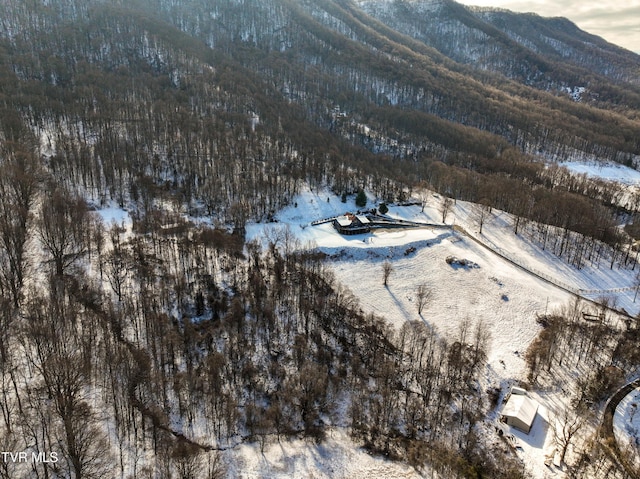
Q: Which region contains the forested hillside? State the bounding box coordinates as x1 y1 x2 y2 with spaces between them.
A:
359 0 640 90
1 0 640 477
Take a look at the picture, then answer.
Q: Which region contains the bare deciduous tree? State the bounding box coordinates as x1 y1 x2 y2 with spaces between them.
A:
441 197 453 224
475 200 491 235
37 187 92 276
382 261 393 286
553 403 589 466
419 188 429 213
0 153 39 307
23 291 113 479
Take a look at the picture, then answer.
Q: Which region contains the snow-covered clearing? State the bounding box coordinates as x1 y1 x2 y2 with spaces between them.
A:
225 429 426 479
326 225 568 377
560 160 640 186
94 201 133 233
448 201 640 315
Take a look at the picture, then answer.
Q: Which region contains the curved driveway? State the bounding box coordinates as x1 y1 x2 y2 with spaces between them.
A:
600 379 640 478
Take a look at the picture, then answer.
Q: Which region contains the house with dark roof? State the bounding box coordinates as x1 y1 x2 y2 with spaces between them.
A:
333 213 371 235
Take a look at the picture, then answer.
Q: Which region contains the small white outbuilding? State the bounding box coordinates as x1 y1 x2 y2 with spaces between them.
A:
501 394 539 434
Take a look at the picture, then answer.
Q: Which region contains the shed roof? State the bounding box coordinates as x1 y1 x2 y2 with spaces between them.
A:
502 394 538 428
356 215 370 224
510 386 527 396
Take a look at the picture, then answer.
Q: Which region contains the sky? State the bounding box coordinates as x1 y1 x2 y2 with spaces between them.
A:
460 0 640 53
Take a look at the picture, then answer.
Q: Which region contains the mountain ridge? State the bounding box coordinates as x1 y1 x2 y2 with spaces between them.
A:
0 0 639 215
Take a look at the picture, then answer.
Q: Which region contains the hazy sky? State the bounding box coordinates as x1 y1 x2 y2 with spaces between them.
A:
461 0 640 53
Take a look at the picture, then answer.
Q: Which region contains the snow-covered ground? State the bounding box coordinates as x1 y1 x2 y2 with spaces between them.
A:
326 225 569 378
448 201 640 316
225 429 427 479
560 160 640 186
89 184 638 479
492 399 555 477
93 201 133 232
91 185 634 479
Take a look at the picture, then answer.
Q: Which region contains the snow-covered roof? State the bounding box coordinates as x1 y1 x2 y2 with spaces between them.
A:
356 215 370 224
336 216 352 227
511 386 527 396
502 394 538 428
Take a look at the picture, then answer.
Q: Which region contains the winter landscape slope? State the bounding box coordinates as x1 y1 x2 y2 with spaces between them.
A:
1 0 640 478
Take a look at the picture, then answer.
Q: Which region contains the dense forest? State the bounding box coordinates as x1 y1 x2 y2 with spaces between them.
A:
1 0 640 477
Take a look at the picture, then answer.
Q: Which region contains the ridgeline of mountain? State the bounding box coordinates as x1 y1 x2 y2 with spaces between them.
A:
0 0 639 219
359 0 640 90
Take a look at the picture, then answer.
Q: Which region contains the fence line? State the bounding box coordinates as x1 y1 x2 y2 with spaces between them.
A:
310 216 338 226
452 225 638 317
453 225 580 295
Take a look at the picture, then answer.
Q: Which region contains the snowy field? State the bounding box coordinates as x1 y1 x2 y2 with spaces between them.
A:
560 160 640 186
225 429 426 479
325 224 569 377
